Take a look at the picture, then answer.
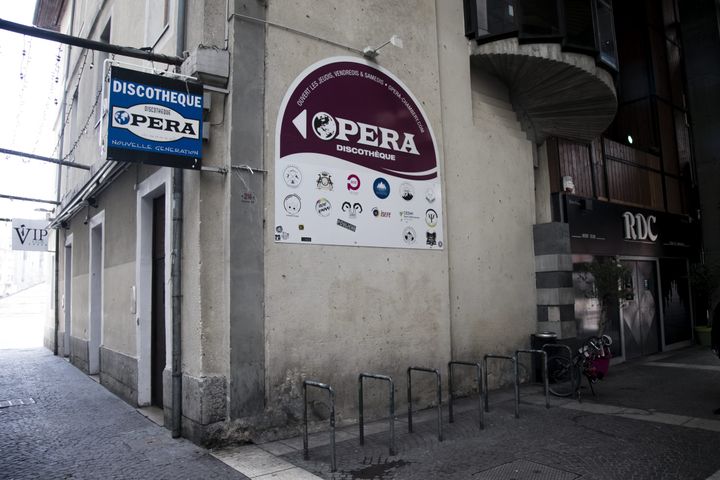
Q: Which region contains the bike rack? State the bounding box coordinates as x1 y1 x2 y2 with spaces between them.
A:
447 361 484 430
515 349 550 415
358 373 396 456
542 343 577 399
482 354 519 418
302 380 336 472
407 367 443 442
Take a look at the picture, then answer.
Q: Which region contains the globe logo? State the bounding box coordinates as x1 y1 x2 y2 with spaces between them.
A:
114 110 130 125
312 112 336 140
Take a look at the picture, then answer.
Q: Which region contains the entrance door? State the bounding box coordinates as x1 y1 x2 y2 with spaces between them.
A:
151 195 166 408
620 260 660 359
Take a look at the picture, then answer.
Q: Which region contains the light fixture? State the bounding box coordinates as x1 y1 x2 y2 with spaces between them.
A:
627 135 633 144
363 34 403 59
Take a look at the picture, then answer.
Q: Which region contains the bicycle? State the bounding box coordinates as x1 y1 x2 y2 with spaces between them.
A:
545 335 613 399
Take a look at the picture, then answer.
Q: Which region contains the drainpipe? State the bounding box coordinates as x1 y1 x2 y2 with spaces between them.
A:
171 0 186 439
54 0 77 356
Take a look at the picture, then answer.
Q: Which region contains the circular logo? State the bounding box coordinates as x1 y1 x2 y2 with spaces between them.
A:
283 194 301 216
114 110 130 125
312 112 337 140
372 207 379 217
400 183 415 201
403 227 416 245
347 174 361 191
315 198 332 217
425 209 438 227
373 178 391 199
283 165 302 187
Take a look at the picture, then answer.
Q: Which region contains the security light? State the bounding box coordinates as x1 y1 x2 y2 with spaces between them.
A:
363 35 404 59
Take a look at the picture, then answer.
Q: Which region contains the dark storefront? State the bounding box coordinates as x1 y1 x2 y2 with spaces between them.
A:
557 193 699 361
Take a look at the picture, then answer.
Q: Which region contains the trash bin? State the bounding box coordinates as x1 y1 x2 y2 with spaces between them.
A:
530 331 557 382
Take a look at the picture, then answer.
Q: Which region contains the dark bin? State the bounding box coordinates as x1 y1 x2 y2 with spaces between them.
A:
530 331 557 382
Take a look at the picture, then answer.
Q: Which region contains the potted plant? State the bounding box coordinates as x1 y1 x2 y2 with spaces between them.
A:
577 257 631 336
690 262 720 346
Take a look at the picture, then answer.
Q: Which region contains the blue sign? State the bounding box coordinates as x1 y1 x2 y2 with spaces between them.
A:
107 66 203 170
373 177 390 199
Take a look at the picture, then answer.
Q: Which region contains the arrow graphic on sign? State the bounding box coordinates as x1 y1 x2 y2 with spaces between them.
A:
293 110 307 139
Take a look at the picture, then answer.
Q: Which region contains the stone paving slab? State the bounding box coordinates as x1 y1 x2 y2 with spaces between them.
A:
0 348 248 480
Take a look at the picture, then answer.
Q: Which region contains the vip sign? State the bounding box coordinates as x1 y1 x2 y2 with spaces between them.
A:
107 66 203 170
274 57 443 249
12 219 50 252
623 212 658 242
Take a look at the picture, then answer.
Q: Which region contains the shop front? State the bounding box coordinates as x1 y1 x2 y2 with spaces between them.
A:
558 194 700 362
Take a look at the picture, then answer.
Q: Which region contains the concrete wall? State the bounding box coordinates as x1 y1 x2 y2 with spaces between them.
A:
437 3 537 378
262 0 452 424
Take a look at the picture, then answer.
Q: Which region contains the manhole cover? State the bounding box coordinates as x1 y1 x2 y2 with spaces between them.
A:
473 460 578 480
0 398 36 408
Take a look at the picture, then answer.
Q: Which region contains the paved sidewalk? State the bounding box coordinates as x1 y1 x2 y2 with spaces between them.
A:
0 348 247 480
212 346 720 480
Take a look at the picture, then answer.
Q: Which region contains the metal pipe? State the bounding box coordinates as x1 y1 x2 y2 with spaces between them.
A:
447 361 484 430
302 380 336 472
482 354 515 413
0 193 59 205
0 17 183 65
0 148 91 170
358 373 396 456
515 349 550 414
406 367 443 442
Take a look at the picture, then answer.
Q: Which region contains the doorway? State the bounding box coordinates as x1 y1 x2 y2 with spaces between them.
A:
151 195 166 408
88 212 105 375
63 235 73 357
620 260 661 360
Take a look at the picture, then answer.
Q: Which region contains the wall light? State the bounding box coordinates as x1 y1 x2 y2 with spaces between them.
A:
363 35 403 59
627 135 633 144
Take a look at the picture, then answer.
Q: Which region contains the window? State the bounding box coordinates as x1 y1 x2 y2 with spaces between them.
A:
146 0 171 47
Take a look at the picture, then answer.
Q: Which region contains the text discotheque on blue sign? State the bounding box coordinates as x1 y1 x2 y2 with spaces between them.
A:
107 66 203 170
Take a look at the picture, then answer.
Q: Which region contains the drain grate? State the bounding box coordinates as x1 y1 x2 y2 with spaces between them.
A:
473 460 579 480
0 398 36 409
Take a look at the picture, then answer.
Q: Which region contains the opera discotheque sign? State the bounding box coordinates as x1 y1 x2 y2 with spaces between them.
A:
274 57 443 249
106 66 203 170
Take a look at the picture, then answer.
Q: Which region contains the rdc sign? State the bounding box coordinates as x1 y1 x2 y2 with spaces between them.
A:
623 212 658 242
12 219 50 252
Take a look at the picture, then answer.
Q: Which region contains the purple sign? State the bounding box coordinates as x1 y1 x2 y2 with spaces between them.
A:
275 57 443 249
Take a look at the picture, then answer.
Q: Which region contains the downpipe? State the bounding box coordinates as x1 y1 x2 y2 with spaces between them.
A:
171 0 186 439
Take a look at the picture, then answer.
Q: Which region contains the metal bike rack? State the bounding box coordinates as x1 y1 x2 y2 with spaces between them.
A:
407 367 443 442
482 354 519 418
542 343 579 400
302 380 336 472
358 373 396 456
515 349 550 415
447 361 484 430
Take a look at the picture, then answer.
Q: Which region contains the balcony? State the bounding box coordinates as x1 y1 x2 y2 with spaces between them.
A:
464 0 618 143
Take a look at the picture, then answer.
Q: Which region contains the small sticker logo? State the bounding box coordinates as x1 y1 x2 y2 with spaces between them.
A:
347 174 361 191
373 178 390 199
426 231 437 247
403 227 417 245
317 171 334 190
337 218 357 232
425 209 438 227
315 198 332 217
342 201 363 218
283 194 301 216
425 188 436 203
400 183 415 201
283 165 302 187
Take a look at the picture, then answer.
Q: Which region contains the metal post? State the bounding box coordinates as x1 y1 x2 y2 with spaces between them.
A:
358 373 396 456
448 361 484 430
482 354 516 414
515 349 551 417
542 343 577 399
302 380 336 472
406 367 443 442
513 355 520 419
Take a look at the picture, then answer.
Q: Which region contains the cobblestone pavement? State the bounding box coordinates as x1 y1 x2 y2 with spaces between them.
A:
0 348 247 480
274 347 720 480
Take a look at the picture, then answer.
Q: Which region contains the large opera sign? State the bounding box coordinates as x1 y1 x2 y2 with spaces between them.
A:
274 57 443 250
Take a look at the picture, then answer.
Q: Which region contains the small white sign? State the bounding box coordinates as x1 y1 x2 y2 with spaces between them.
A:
12 219 50 252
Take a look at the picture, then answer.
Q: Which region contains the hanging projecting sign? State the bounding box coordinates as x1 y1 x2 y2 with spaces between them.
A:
12 219 50 252
106 66 203 170
274 57 443 249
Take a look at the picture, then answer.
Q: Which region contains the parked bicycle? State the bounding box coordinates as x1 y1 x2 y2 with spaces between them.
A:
545 335 613 398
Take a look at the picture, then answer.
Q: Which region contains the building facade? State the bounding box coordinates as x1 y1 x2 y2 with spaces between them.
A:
35 0 705 445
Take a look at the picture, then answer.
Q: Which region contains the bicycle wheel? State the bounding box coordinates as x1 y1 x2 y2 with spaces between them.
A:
547 354 576 397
